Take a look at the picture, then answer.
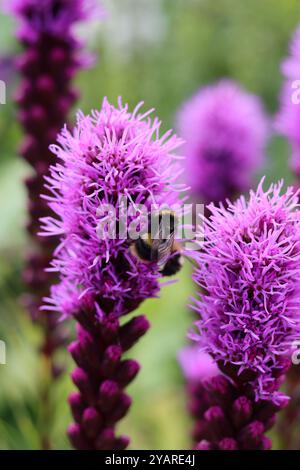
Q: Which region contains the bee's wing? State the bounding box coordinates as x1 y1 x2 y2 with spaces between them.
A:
150 213 175 266
150 238 160 263
156 233 175 267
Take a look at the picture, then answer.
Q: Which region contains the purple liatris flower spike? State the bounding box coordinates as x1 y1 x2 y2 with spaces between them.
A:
40 98 184 449
6 0 101 449
179 348 288 450
192 179 300 405
177 80 268 205
9 0 100 346
276 25 300 177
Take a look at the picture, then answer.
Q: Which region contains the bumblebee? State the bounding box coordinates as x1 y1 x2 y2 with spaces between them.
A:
130 210 184 276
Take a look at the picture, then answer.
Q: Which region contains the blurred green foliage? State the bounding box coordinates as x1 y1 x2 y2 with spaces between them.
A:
0 0 299 449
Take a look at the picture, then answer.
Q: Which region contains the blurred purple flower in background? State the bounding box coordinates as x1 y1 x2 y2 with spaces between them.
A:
177 80 268 206
178 346 218 383
41 97 184 449
0 54 17 89
276 25 300 177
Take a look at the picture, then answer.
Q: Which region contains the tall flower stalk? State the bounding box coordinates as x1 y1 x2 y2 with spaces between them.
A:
184 180 300 449
40 98 185 449
8 0 101 449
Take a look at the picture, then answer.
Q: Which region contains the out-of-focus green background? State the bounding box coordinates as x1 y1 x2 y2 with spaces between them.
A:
0 0 299 449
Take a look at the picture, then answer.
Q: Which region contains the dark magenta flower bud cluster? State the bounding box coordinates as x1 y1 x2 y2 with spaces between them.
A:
190 372 287 450
68 298 150 450
179 348 288 450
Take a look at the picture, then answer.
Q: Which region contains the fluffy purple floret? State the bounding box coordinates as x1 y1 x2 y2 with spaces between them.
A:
40 97 184 318
192 179 300 403
177 80 268 204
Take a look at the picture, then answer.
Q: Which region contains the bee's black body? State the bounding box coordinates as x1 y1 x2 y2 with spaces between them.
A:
160 252 183 276
133 236 153 261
